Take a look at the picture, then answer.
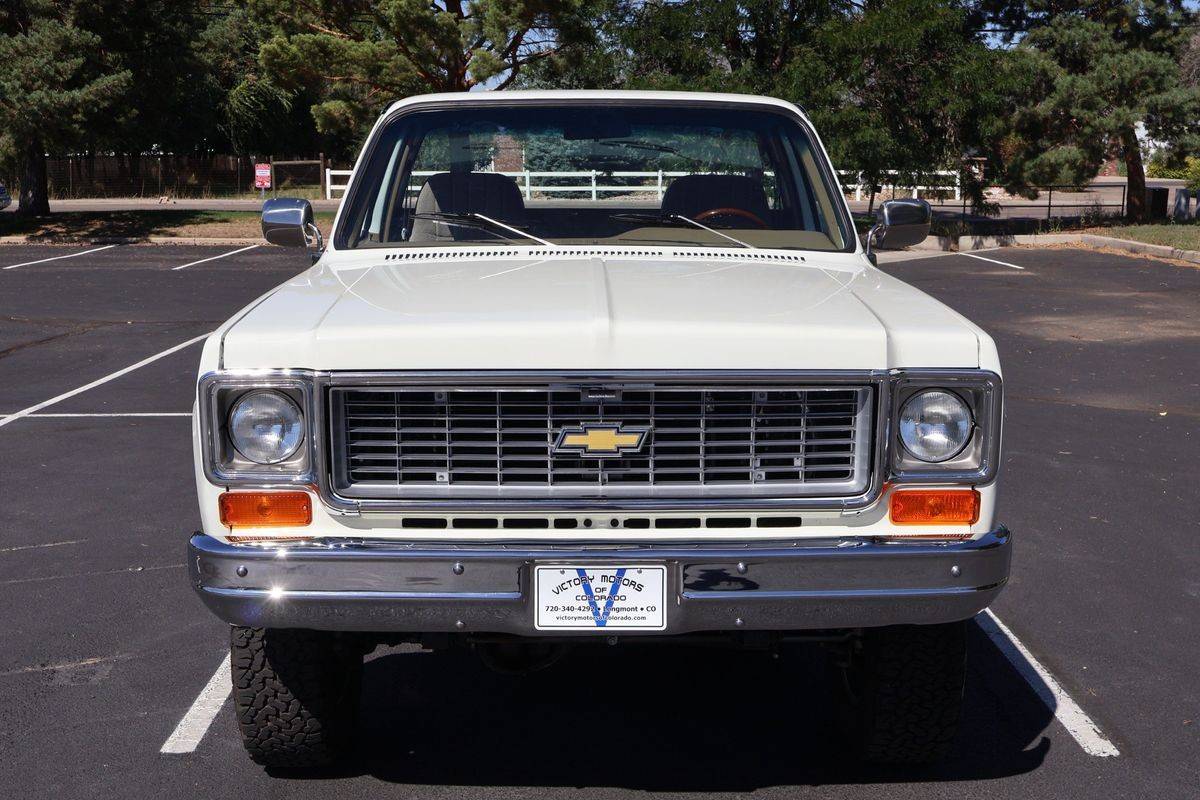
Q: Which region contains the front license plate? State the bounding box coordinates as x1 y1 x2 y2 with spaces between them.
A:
534 565 667 631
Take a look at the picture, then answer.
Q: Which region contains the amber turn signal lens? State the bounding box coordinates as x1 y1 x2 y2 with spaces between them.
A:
219 491 312 528
890 489 980 525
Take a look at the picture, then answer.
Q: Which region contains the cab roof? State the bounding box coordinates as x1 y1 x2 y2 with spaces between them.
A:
382 89 807 120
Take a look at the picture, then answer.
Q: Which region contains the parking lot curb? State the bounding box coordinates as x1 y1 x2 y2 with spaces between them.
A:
0 235 263 246
953 233 1081 250
1075 233 1200 265
908 231 1200 264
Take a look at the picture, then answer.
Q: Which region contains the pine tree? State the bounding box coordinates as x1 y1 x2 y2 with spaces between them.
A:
524 0 1019 212
247 0 598 140
0 0 129 215
987 0 1200 221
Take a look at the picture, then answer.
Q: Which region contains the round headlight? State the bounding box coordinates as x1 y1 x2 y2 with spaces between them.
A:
898 390 972 463
228 390 304 464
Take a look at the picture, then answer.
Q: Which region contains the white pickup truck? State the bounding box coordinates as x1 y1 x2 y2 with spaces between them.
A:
188 90 1009 769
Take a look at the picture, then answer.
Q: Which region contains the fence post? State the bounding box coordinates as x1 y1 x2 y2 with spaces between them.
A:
325 168 332 200
657 169 663 200
591 170 597 201
954 173 960 202
1047 187 1053 222
524 169 531 200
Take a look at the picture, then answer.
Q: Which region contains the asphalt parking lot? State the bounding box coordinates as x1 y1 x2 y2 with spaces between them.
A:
0 242 1196 799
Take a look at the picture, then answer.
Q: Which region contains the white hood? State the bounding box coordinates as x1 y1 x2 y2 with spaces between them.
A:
220 249 984 371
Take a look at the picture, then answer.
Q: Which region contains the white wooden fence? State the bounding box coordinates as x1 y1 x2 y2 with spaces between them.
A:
328 168 690 200
471 170 693 200
836 170 960 201
326 168 353 199
326 166 961 202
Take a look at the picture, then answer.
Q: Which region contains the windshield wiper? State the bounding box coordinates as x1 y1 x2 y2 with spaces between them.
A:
607 212 756 249
411 212 555 247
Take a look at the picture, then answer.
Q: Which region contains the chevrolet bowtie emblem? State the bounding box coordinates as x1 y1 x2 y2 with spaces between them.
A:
554 423 650 457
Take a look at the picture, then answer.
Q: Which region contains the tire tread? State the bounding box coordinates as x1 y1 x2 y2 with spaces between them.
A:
230 626 360 769
846 621 967 765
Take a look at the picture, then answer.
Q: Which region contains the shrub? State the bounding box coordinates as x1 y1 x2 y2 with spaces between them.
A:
1147 155 1200 191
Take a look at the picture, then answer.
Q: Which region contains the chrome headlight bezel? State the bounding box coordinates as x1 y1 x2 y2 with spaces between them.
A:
889 370 1002 484
199 371 318 485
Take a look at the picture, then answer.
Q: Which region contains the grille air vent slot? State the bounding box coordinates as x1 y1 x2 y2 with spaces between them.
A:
331 383 872 501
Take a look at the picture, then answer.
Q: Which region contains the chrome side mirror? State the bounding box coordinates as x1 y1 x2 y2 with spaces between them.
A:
262 198 323 252
866 198 932 256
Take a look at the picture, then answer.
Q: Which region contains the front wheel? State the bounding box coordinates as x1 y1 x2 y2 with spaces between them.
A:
230 626 363 769
833 621 967 765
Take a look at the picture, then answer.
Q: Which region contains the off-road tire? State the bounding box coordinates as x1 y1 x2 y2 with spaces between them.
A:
230 626 363 769
835 621 967 766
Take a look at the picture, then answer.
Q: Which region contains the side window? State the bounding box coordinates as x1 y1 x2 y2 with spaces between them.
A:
360 139 403 243
786 131 842 246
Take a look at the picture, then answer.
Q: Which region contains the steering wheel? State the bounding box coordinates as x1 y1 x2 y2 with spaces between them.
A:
694 207 769 229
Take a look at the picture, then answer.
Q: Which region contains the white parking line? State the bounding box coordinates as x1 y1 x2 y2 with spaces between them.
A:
0 412 190 419
960 251 1026 270
980 609 1120 757
172 244 260 271
160 653 232 754
1 244 118 270
0 333 208 430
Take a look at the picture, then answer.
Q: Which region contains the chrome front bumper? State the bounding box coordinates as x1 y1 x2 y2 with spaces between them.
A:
188 528 1011 634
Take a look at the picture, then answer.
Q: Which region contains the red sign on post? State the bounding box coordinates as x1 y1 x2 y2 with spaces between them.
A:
254 163 272 190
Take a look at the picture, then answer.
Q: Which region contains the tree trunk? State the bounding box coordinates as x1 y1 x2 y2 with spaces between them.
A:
1121 126 1146 223
17 137 50 217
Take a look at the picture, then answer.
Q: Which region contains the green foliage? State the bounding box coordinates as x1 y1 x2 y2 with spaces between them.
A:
0 0 131 212
523 0 846 95
191 4 330 157
68 1 221 154
1147 155 1200 191
803 0 1019 210
3 0 1199 219
1076 222 1200 250
983 1 1200 218
524 0 1016 211
248 0 600 141
0 3 130 148
224 79 294 153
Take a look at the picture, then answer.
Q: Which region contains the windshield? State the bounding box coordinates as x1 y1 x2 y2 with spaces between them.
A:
336 103 852 252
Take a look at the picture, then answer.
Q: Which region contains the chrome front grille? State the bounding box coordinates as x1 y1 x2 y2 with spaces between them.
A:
329 383 874 500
